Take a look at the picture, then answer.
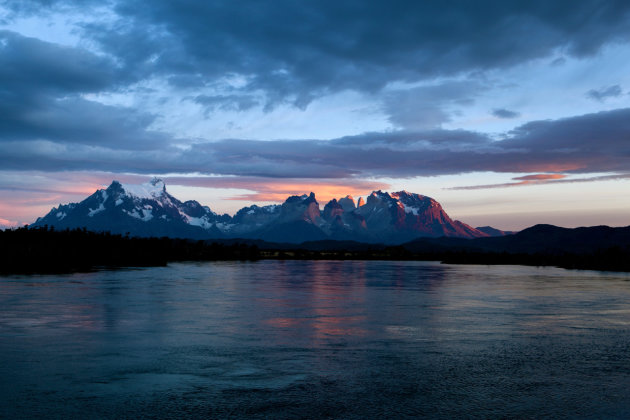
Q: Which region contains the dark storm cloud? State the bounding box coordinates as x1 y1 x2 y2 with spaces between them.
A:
0 97 172 149
193 94 260 113
3 1 630 179
4 108 630 179
586 84 623 101
20 0 628 108
492 108 521 119
0 30 117 95
0 31 169 149
336 129 489 149
502 108 630 158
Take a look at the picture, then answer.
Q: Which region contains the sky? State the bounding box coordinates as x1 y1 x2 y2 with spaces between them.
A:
1 0 630 230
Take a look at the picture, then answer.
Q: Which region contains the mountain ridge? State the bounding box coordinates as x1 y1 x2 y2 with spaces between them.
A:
32 178 502 243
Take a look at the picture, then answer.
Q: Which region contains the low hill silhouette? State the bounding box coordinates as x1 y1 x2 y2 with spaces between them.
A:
2 223 629 273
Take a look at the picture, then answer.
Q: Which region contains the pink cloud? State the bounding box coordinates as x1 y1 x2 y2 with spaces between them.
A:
163 176 390 203
512 174 567 181
0 218 19 229
450 173 630 190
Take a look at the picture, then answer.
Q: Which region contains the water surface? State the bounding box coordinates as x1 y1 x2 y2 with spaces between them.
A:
1 261 630 418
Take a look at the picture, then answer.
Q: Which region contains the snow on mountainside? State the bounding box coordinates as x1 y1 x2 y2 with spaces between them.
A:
33 178 229 239
354 190 486 242
33 179 490 243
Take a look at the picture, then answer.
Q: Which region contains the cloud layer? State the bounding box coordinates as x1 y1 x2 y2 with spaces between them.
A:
75 0 630 106
450 173 630 190
2 107 629 180
1 2 629 160
4 0 630 108
1 0 630 226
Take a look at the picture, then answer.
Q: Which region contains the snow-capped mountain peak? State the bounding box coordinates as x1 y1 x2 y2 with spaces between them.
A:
33 179 230 239
119 177 166 200
33 181 491 242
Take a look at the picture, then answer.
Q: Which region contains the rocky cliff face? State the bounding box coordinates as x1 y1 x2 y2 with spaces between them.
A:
33 179 489 243
353 190 486 242
337 195 357 212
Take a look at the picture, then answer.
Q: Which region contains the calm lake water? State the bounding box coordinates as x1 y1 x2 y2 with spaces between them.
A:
1 260 630 418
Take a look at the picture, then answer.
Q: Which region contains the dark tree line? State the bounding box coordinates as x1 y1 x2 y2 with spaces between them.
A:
260 246 630 272
0 226 260 274
2 226 629 274
437 248 630 272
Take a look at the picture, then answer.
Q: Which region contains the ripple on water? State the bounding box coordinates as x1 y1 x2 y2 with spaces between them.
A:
1 261 630 418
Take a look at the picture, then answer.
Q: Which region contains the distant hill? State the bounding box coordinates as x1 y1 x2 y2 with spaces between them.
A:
403 224 630 255
475 226 515 237
401 224 630 271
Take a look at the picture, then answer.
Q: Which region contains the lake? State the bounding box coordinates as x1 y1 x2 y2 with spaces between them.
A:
1 260 630 418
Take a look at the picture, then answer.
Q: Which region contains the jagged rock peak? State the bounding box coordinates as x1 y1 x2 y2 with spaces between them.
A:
106 180 124 193
149 177 167 193
391 191 437 206
391 190 432 201
323 198 344 221
391 190 414 198
32 182 494 242
371 190 393 198
367 190 395 205
304 192 317 203
284 192 317 205
338 195 356 211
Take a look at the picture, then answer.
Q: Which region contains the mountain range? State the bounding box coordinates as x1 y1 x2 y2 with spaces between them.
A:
32 178 511 243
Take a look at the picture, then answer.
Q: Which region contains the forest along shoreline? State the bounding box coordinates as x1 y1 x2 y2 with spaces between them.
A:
1 226 630 274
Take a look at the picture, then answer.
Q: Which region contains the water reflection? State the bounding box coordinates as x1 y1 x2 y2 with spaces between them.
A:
1 261 630 418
